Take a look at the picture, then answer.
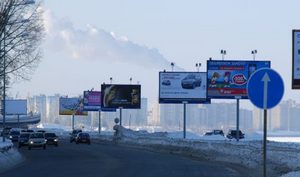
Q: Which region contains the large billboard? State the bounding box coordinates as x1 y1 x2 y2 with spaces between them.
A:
83 91 101 111
159 72 209 103
5 100 27 115
59 97 88 116
207 60 270 99
292 30 300 89
101 84 141 109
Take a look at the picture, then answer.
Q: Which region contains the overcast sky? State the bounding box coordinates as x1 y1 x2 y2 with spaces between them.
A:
9 0 300 108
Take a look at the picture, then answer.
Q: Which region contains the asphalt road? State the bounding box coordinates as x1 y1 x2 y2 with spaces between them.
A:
1 139 246 177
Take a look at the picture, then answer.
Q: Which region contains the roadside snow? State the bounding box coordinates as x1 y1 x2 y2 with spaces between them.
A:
281 171 300 177
0 139 23 173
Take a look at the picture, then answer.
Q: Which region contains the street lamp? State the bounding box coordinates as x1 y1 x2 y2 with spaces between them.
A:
195 63 201 72
129 77 132 84
170 62 175 71
109 77 113 84
221 50 226 60
251 50 257 61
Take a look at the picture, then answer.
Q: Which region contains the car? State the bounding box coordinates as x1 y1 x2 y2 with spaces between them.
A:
8 130 21 142
37 130 46 134
70 129 82 143
226 130 245 140
204 130 224 136
21 129 34 133
18 133 31 148
162 80 171 86
181 74 202 89
44 133 58 146
75 133 91 144
1 127 12 137
28 133 47 150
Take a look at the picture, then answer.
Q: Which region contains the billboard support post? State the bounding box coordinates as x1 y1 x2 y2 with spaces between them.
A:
236 97 240 142
183 101 188 139
72 114 75 130
98 110 101 134
119 107 123 126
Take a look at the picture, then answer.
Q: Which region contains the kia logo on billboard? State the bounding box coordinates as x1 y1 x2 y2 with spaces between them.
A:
232 74 247 85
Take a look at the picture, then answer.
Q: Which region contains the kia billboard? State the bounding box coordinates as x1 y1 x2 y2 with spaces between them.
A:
207 60 270 99
159 72 210 103
101 84 141 109
59 97 88 116
83 91 101 111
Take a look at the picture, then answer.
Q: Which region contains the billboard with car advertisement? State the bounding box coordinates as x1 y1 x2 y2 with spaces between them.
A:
207 60 270 99
101 84 141 109
292 30 300 89
159 72 210 103
59 97 88 115
83 91 101 111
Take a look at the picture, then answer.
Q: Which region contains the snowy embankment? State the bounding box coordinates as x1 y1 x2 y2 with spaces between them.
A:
0 139 23 173
110 125 300 177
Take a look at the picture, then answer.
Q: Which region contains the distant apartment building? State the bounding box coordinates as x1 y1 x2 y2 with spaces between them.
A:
28 94 47 123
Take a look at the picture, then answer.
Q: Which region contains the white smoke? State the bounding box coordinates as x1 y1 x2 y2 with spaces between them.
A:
43 9 183 70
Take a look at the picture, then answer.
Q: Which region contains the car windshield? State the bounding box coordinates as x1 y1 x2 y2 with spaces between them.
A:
20 134 30 138
185 75 195 79
73 130 82 134
10 131 20 135
45 133 56 138
30 133 44 138
79 133 89 138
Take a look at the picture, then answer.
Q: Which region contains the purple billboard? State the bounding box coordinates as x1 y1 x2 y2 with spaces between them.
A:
83 91 101 111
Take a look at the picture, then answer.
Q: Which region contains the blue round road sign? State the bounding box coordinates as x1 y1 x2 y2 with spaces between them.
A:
247 68 284 109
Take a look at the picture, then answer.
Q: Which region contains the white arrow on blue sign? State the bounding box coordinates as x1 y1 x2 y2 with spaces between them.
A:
247 68 284 109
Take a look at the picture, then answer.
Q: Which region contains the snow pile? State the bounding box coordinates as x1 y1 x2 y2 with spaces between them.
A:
281 171 300 177
112 125 300 177
0 140 23 173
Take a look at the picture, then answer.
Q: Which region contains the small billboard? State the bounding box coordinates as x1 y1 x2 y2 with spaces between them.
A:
292 30 300 89
83 91 101 111
159 72 209 103
59 97 88 116
5 99 27 115
101 84 141 109
207 60 270 99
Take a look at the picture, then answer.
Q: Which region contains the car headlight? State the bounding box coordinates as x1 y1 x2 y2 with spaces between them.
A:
30 141 34 144
44 139 47 142
9 136 12 139
54 139 58 142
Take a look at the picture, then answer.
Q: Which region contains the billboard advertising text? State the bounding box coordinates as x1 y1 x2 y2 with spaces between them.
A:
207 60 270 99
83 91 101 111
159 72 209 103
101 84 141 109
59 97 88 116
292 30 300 89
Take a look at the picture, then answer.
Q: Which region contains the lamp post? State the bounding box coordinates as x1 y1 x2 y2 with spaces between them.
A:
109 77 113 84
171 62 175 72
221 50 227 60
195 63 201 72
251 50 257 61
130 77 132 84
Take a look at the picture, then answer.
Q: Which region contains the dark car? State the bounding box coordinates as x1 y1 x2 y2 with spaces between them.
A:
8 130 21 142
162 80 171 86
45 133 58 146
1 127 12 137
28 133 47 150
21 129 34 133
181 74 202 89
37 130 46 134
204 129 224 136
18 133 31 148
226 130 245 139
70 129 82 143
75 133 91 144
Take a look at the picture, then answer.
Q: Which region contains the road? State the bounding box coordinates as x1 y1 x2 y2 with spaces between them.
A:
1 139 246 177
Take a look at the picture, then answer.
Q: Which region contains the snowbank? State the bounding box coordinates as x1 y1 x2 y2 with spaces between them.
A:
111 125 300 177
0 139 23 173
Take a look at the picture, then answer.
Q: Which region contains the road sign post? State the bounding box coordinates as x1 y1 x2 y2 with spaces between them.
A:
247 68 284 177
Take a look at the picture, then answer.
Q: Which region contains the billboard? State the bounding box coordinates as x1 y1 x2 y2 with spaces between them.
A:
159 72 210 103
59 97 88 116
5 100 27 115
207 60 270 99
101 84 141 109
292 30 300 89
83 91 101 111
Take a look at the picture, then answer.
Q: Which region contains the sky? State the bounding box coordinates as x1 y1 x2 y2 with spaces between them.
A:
9 0 300 109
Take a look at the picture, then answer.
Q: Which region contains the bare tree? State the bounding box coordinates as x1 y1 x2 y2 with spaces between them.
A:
0 0 44 93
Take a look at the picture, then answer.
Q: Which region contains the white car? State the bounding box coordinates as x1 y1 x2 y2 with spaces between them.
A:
28 133 47 150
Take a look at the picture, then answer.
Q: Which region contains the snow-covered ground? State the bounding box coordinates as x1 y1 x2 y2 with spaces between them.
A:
0 139 23 173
